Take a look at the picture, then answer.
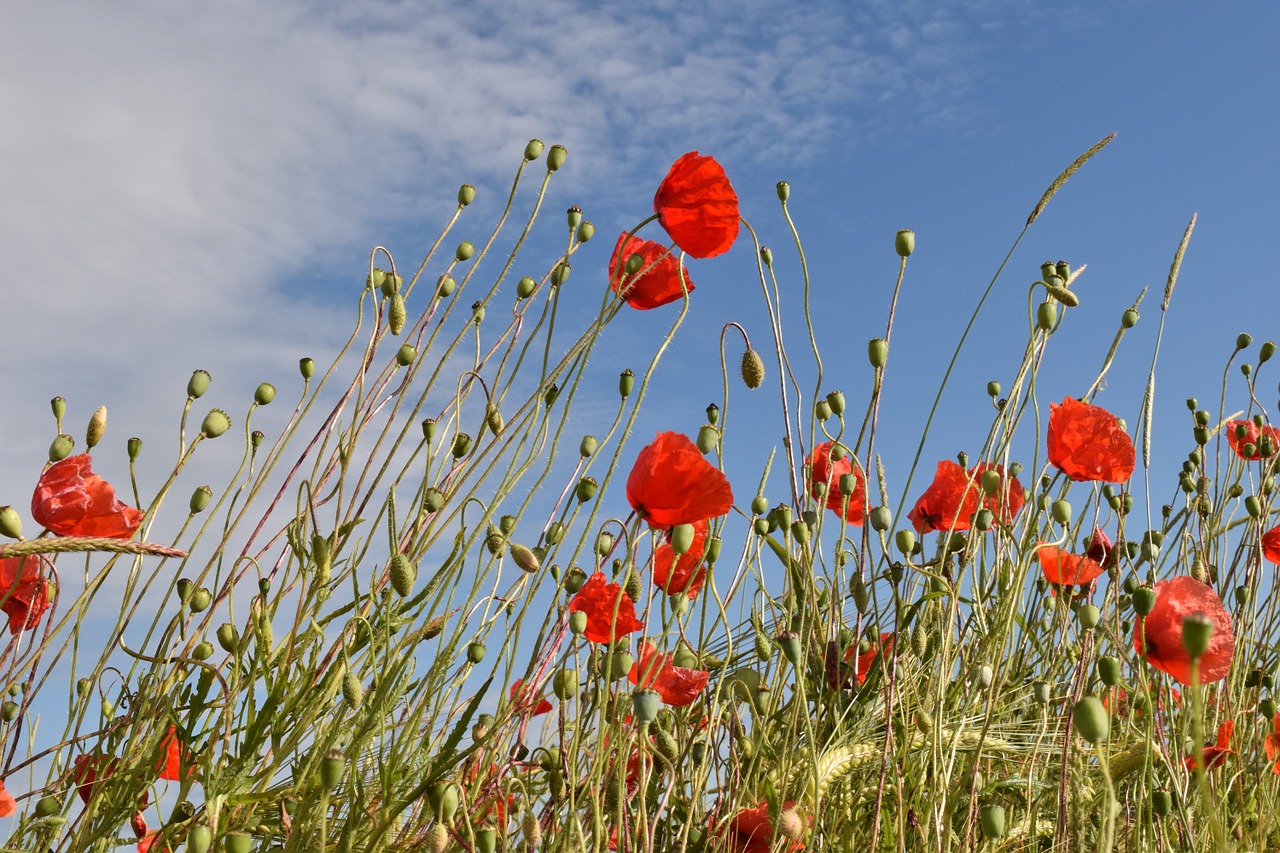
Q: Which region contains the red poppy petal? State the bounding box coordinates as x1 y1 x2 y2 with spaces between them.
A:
625 432 733 530
0 781 15 818
568 572 644 644
608 233 695 310
1037 545 1105 586
1133 576 1235 685
653 152 740 259
1047 398 1136 483
807 442 867 525
31 455 143 539
1261 525 1280 565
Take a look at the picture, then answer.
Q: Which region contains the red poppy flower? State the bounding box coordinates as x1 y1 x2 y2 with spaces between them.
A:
568 572 644 644
807 442 867 525
825 632 894 690
1085 527 1116 569
721 800 805 853
626 432 734 530
608 233 695 310
1263 525 1280 565
137 831 170 853
157 726 194 782
1183 720 1234 771
1037 545 1106 587
1047 397 1136 483
0 780 15 818
1264 713 1280 774
628 640 709 707
653 151 739 259
31 454 142 539
73 753 117 803
1133 576 1235 684
1225 419 1280 460
0 556 52 635
509 678 553 717
907 461 1024 533
653 518 709 599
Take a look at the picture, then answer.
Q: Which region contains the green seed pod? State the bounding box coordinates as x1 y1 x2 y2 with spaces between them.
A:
1131 585 1157 616
224 833 252 853
895 529 916 555
1238 332 1254 350
216 623 238 653
395 344 417 367
127 436 143 461
315 748 345 791
422 488 445 513
455 241 475 262
790 519 810 542
1261 341 1277 364
466 642 486 664
776 181 790 202
1032 680 1051 704
753 518 770 536
474 828 497 853
851 573 869 612
615 368 636 399
189 588 212 613
632 688 661 723
973 508 994 531
576 222 595 243
814 398 832 421
986 381 1001 398
1077 604 1101 630
0 507 22 540
705 536 722 564
299 357 315 379
979 804 1005 840
456 182 476 206
1072 695 1110 743
342 670 364 706
575 477 598 502
192 640 214 661
1262 697 1278 718
452 433 472 458
510 542 540 573
1051 499 1072 525
552 261 571 286
1246 495 1263 518
1037 301 1057 330
188 484 212 514
696 423 719 454
670 523 697 557
1044 279 1079 307
568 609 588 635
596 532 614 557
484 525 505 556
760 245 773 265
200 409 231 439
777 631 801 665
390 553 417 596
49 433 75 462
34 794 61 818
608 651 635 680
895 229 915 258
50 396 66 422
624 253 644 275
0 701 17 722
524 139 545 161
436 274 457 297
187 369 212 399
974 664 994 688
484 404 503 436
578 434 598 458
869 506 892 532
420 419 438 443
867 337 888 369
1055 260 1071 280
547 144 567 171
565 205 583 230
545 521 566 545
751 495 769 516
85 405 107 449
388 293 407 335
516 276 537 299
1097 655 1121 686
1151 789 1173 817
741 349 766 389
553 668 579 699
1181 611 1214 659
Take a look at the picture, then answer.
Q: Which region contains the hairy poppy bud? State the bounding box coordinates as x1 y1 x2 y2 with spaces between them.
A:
456 241 475 262
525 139 545 160
190 485 212 514
342 670 364 707
1044 280 1079 307
868 337 888 368
1072 695 1109 743
895 229 915 258
388 293 406 334
741 349 765 388
0 507 20 540
200 409 231 438
979 804 1005 840
619 369 634 398
390 553 417 595
485 404 503 436
547 144 567 172
437 275 456 297
580 435 598 458
545 521 565 545
510 542 539 573
85 406 107 449
187 369 211 399
299 357 315 379
516 276 537 299
776 181 790 202
458 183 476 207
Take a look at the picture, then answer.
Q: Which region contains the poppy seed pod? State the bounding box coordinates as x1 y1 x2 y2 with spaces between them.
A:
1051 499 1072 524
200 409 231 439
185 825 213 853
776 631 801 665
1072 695 1110 743
50 396 66 422
1097 655 1121 686
127 436 143 461
189 485 212 514
696 423 719 454
1181 611 1215 660
48 433 74 462
869 506 892 532
451 433 472 459
469 301 486 325
1132 585 1157 616
516 276 536 299
192 640 214 660
254 383 276 406
552 261 571 286
216 623 237 653
1237 332 1253 350
826 390 845 416
547 144 567 171
388 293 406 334
1032 680 1051 704
979 804 1005 840
1037 301 1057 330
867 338 889 370
455 241 475 262
1261 341 1277 363
576 222 595 243
553 667 579 699
437 274 457 297
895 529 916 555
575 477 597 503
619 369 635 398
760 246 773 266
524 138 545 160
814 399 832 421
299 357 315 379
1263 696 1278 717
456 183 476 206
632 688 661 723
1077 604 1101 630
568 609 588 635
545 521 566 545
741 349 765 389
466 642 485 664
0 507 20 539
189 588 212 613
187 369 211 399
580 435 598 457
895 229 915 258
776 181 790 202
85 406 107 449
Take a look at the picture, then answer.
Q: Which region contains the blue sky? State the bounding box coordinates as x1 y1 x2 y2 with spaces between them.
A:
1 0 1277 538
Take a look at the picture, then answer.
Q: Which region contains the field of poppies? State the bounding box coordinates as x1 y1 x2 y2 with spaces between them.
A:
2 136 1279 852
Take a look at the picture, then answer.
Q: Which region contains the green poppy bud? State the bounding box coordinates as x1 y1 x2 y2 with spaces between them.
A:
437 274 457 297
595 532 614 557
1236 585 1251 607
1032 680 1051 704
467 642 486 664
1132 585 1157 616
390 553 417 595
868 337 888 368
34 794 61 818
200 409 231 439
696 424 719 454
457 183 476 207
619 369 634 398
342 670 364 706
189 588 212 613
187 369 211 399
869 506 892 532
576 222 595 243
776 631 801 665
127 436 143 460
388 293 407 334
1097 655 1121 686
579 435 598 457
553 668 579 699
421 488 445 514
1044 279 1079 307
575 477 597 502
979 804 1005 840
0 507 21 540
451 433 472 458
1151 789 1172 818
670 523 696 557
1077 604 1100 630
1051 500 1072 525
189 485 212 514
299 357 315 379
1072 695 1109 743
85 405 107 449
422 418 437 442
1237 332 1253 350
510 542 539 573
50 396 66 424
525 139 545 160
516 276 537 299
1037 301 1057 330
484 404 503 436
545 521 565 545
895 229 915 258
455 241 475 262
895 529 916 555
216 623 238 653
49 433 75 462
547 144 567 172
1181 611 1214 660
568 609 588 634
607 651 634 680
705 536 722 564
192 640 214 660
814 399 832 421
826 390 845 416
475 829 496 853
1246 495 1263 518
741 349 766 389
1262 697 1278 718
552 261 571 286
760 246 773 265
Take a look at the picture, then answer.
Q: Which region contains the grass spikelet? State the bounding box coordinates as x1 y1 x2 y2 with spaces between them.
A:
1026 133 1116 226
797 742 881 805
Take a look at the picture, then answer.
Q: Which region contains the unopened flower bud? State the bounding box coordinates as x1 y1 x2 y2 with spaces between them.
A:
388 293 407 334
458 184 476 207
1072 695 1109 743
576 222 595 243
485 404 503 436
579 435 598 457
49 433 75 462
547 144 567 172
0 507 21 539
510 542 540 573
437 275 457 297
456 241 475 262
516 276 537 299
85 406 107 449
396 345 417 366
1037 301 1057 330
741 349 765 389
525 139 545 161
200 409 231 438
979 804 1005 840
189 485 212 514
187 369 211 399
299 357 315 379
868 338 888 368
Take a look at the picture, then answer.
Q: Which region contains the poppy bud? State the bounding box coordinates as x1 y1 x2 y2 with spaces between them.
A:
1077 604 1100 630
776 631 801 665
1246 495 1263 518
515 276 537 300
1237 332 1253 350
390 553 417 595
216 623 238 653
568 609 588 635
619 369 634 398
189 588 212 612
825 390 845 416
452 433 472 458
741 349 766 389
422 488 445 514
299 357 315 380
1072 695 1109 743
51 396 66 423
510 542 539 573
669 523 697 557
1037 301 1057 330
576 221 595 243
973 508 994 531
453 241 475 263
750 495 769 516
84 405 108 449
1043 279 1079 307
596 532 614 558
979 804 1005 840
1261 341 1277 364
485 404 504 437
547 144 567 172
760 246 773 266
1051 499 1072 525
190 485 212 514
552 261 571 286
1097 655 1121 686
124 437 142 463
380 272 400 298
1056 260 1071 280
1032 680 1051 704
895 229 915 258
1132 585 1157 616
201 409 231 438
1180 611 1214 660
1151 789 1173 818
0 506 19 540
868 338 888 368
706 403 720 425
986 381 1001 398
869 506 892 532
465 641 485 664
437 274 457 297
578 435 598 458
387 292 408 334
1262 697 1278 718
49 433 75 462
696 424 719 454
895 529 916 555
575 477 597 503
814 399 832 421
187 369 212 399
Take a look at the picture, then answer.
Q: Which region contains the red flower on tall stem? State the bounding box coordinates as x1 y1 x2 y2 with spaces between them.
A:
1047 397 1135 483
157 726 194 782
1184 720 1234 771
0 780 15 818
31 454 142 538
0 557 52 634
1262 525 1280 565
626 432 733 530
1264 713 1280 774
826 632 894 689
720 800 805 853
628 640 709 707
509 679 553 717
568 572 644 644
653 519 709 599
1133 576 1235 684
1036 545 1106 588
653 151 739 259
807 442 867 525
608 234 695 310
907 460 1024 533
1225 419 1280 460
